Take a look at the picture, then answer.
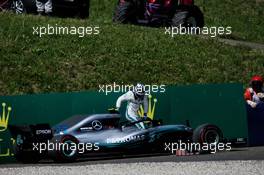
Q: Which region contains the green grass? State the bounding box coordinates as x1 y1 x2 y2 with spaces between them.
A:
195 0 264 43
91 0 264 43
0 0 264 95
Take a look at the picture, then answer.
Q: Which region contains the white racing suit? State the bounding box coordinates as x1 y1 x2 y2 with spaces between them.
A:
116 91 148 129
36 0 52 14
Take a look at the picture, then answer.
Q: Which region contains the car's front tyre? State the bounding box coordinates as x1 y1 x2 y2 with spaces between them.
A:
192 123 223 153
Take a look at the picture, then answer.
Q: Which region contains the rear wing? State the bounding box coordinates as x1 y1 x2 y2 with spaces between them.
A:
9 124 53 142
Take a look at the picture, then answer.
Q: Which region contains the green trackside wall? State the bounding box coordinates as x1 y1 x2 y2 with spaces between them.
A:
167 84 247 139
0 83 248 163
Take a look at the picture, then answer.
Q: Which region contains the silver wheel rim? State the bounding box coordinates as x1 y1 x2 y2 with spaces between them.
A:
204 130 220 144
11 0 25 14
62 140 77 157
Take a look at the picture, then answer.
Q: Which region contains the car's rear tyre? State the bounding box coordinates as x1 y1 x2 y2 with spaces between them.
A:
54 135 79 162
15 150 41 163
113 0 137 24
13 135 41 163
172 5 204 30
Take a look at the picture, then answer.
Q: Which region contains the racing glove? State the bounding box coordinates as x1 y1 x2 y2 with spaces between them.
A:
143 113 148 120
143 113 152 121
108 107 120 114
247 100 257 108
257 93 264 100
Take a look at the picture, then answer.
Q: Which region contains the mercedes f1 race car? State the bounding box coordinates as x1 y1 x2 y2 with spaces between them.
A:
0 0 90 18
113 0 204 27
9 113 223 163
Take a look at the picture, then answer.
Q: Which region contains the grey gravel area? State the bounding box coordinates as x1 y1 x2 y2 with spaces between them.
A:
0 160 264 175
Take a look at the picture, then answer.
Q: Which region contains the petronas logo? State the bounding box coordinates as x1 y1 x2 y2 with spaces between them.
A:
0 103 12 132
138 95 157 120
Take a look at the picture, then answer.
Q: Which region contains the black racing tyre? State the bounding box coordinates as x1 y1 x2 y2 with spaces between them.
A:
10 0 36 14
192 124 223 154
193 123 223 144
54 135 79 162
15 150 41 163
79 1 90 18
113 0 137 24
172 5 204 29
13 142 41 163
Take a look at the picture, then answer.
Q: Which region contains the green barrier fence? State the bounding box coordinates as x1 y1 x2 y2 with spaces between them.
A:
0 83 248 163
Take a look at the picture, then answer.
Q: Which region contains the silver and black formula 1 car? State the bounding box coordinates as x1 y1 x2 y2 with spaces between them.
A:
0 0 90 18
9 112 223 163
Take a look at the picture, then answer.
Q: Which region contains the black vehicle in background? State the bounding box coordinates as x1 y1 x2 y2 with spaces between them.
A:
0 0 90 18
113 0 204 27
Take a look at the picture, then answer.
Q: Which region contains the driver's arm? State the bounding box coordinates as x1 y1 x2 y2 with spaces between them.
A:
244 88 257 108
116 91 131 110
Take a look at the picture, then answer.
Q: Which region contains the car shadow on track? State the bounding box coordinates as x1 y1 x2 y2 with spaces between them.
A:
1 147 264 168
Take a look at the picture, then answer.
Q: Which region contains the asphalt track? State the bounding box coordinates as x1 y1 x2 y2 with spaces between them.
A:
0 146 264 168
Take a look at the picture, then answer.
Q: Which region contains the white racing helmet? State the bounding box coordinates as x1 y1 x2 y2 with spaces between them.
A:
133 83 145 99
